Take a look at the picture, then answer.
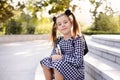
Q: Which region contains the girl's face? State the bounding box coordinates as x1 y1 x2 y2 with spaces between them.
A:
56 15 72 36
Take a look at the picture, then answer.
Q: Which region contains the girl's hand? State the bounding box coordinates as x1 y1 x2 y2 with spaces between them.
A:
51 55 62 61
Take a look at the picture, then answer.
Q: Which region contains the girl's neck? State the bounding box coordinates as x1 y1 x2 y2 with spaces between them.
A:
63 33 72 40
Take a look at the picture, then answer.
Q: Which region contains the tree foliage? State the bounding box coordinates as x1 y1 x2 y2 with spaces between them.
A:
16 12 37 34
5 19 22 34
0 0 14 23
34 0 72 14
89 0 104 30
96 12 119 32
48 0 71 14
0 0 26 33
89 0 118 32
0 0 25 23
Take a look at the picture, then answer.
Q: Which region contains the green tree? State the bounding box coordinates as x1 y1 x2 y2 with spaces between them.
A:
5 19 22 34
2 0 83 34
97 13 111 31
19 0 80 34
0 0 25 23
89 0 114 30
0 0 25 34
0 0 14 23
0 0 14 32
32 0 80 14
89 0 104 30
17 12 37 34
48 0 71 14
91 12 119 33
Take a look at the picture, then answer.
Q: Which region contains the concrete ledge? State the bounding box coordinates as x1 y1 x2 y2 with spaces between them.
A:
0 34 49 44
91 35 120 48
85 53 120 80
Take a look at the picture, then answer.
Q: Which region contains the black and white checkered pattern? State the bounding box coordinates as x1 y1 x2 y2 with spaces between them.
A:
40 35 85 80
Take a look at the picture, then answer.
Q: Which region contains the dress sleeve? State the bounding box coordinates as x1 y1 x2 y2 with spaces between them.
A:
62 36 84 66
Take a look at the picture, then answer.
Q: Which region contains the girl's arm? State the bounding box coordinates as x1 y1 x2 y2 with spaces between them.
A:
50 45 62 61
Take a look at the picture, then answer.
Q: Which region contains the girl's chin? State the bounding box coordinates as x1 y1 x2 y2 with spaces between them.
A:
62 32 70 35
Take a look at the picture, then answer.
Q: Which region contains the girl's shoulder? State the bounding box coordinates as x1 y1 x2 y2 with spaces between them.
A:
74 34 83 41
56 36 63 43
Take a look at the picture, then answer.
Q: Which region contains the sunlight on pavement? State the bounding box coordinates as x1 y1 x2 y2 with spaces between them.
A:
35 64 45 80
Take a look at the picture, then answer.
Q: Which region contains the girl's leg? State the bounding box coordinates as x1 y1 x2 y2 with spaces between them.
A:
41 64 53 80
53 69 64 80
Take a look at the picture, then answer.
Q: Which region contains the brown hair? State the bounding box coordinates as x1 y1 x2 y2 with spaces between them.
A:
51 9 80 46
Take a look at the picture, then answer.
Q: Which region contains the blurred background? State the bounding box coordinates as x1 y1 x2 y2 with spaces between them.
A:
0 0 120 35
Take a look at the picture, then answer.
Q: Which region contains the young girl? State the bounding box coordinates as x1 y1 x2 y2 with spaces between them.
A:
40 9 85 80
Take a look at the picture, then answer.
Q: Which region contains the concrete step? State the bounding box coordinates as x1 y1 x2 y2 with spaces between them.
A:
87 39 120 65
85 72 95 80
84 53 120 80
91 35 120 48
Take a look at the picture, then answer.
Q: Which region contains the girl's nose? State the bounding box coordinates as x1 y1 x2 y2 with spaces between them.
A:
61 23 65 27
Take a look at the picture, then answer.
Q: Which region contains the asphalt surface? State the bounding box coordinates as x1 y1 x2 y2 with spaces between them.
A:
0 40 51 80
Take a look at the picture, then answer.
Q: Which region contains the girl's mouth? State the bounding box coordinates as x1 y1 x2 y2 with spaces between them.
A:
62 28 67 30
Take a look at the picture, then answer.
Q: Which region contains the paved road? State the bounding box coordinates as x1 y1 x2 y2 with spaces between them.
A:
0 40 51 80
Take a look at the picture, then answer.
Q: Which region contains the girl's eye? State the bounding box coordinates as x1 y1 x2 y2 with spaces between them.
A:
58 23 61 26
65 21 67 23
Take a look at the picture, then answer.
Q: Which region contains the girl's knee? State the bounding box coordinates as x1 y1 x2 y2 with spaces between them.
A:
41 64 47 68
41 64 49 71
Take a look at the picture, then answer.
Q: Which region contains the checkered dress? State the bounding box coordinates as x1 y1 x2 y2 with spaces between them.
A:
40 35 85 80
